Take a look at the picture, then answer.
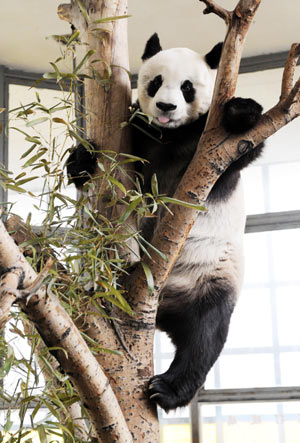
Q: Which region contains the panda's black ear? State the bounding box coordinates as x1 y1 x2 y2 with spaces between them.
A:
142 33 162 61
205 42 223 69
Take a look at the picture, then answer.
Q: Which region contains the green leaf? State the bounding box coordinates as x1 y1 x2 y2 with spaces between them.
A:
4 184 27 193
66 29 80 46
20 144 38 159
15 176 39 186
107 176 126 195
26 117 49 127
160 196 207 211
119 196 142 222
37 424 48 443
74 49 96 74
23 149 47 168
25 135 41 144
141 261 154 296
76 0 90 23
92 15 131 24
151 173 159 196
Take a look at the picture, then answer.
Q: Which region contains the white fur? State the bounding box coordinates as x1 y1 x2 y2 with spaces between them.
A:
164 181 246 297
138 48 217 128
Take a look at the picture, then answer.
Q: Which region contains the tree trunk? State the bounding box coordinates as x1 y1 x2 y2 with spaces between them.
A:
58 1 159 441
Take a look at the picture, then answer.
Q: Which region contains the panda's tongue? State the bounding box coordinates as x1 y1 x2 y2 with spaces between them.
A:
158 115 170 124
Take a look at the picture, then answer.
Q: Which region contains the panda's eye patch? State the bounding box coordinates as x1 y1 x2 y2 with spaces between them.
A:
181 80 195 103
147 75 163 97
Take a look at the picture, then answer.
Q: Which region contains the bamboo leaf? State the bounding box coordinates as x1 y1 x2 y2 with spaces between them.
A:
23 149 47 168
160 196 207 211
20 144 38 159
76 0 90 23
92 15 131 24
66 29 80 46
107 176 126 195
53 117 68 125
15 176 39 186
151 173 159 196
141 261 154 296
37 424 48 443
74 49 96 74
26 117 49 127
118 196 142 222
5 184 27 193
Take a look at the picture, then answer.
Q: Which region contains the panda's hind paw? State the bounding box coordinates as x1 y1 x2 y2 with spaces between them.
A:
148 374 192 412
223 97 263 134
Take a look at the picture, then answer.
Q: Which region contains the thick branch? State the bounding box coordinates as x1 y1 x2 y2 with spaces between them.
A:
0 219 132 443
205 0 262 130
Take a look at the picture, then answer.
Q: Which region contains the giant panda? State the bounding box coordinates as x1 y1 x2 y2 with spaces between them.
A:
67 33 264 412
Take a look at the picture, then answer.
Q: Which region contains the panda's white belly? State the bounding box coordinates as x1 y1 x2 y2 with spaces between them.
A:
163 180 246 296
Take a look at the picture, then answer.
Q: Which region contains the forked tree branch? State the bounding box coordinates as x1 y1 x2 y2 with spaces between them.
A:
201 0 232 24
281 43 300 100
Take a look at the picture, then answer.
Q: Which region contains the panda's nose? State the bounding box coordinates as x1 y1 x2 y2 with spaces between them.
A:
156 102 177 112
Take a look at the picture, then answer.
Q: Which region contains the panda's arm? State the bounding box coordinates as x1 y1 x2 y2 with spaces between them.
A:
222 97 264 169
222 97 263 134
66 143 98 188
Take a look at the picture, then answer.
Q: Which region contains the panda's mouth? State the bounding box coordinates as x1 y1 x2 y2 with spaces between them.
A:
157 115 171 124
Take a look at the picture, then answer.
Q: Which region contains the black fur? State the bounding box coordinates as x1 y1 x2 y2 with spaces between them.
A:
181 80 196 103
147 75 163 97
205 42 223 69
142 33 162 61
66 143 97 188
149 278 235 411
66 38 265 412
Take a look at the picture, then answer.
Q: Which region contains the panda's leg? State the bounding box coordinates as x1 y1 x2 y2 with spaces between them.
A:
149 281 235 411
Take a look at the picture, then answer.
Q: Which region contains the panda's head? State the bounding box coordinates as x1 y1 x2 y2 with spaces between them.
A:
137 33 222 129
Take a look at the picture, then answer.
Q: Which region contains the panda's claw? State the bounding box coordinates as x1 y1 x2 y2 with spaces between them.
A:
149 393 162 400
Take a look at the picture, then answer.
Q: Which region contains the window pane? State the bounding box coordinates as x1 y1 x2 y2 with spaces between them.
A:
243 232 269 284
218 354 275 389
241 166 266 215
8 84 76 224
276 286 300 347
225 288 273 348
200 402 300 443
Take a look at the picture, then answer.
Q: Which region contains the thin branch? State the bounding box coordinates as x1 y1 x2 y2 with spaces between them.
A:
200 0 232 24
0 267 24 329
281 43 300 100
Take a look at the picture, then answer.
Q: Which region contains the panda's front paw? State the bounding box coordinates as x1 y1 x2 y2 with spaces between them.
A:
223 97 263 134
66 143 98 189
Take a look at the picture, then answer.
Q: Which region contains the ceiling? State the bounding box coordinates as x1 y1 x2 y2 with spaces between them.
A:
1 0 300 75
